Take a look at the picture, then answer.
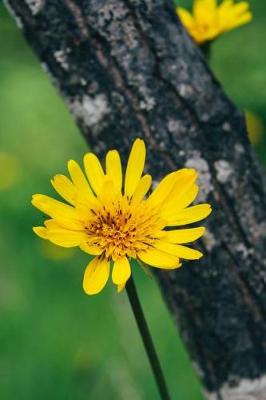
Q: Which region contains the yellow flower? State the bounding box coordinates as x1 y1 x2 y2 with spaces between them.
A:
32 139 211 295
177 0 252 45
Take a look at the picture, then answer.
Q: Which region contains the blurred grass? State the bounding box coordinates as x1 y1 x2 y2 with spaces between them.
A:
0 1 266 399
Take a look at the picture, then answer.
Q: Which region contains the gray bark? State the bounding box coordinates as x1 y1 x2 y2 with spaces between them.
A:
4 0 266 399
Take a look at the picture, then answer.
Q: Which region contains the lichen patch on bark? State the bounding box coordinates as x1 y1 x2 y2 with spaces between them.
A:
69 94 111 130
186 151 213 201
25 0 44 15
214 160 233 183
206 375 266 400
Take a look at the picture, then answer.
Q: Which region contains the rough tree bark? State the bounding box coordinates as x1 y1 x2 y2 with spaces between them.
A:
4 1 266 399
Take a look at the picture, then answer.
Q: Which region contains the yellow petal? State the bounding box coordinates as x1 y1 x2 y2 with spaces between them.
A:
220 0 233 7
167 204 212 226
231 2 249 14
106 150 122 193
112 257 131 285
83 257 110 295
84 153 105 195
194 0 217 20
226 12 252 30
149 169 196 207
125 139 146 198
80 242 103 256
164 227 205 243
98 178 115 204
177 7 195 29
117 283 126 293
68 160 95 202
163 169 197 203
155 241 203 260
138 247 181 269
218 1 252 31
31 194 82 230
174 245 203 260
51 174 77 205
161 183 199 219
33 226 48 239
131 174 152 205
219 0 248 15
46 229 88 248
44 219 65 230
147 172 177 206
177 184 199 209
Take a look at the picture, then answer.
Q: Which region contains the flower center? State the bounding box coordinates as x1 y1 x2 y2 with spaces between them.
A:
85 198 164 260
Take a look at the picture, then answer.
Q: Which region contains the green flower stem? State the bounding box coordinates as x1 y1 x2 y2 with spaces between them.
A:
126 276 171 400
201 41 211 60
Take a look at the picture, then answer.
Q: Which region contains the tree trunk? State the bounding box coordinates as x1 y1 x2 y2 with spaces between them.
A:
4 1 266 399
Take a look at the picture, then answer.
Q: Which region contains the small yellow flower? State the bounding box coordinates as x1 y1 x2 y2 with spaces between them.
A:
32 139 211 295
177 0 252 45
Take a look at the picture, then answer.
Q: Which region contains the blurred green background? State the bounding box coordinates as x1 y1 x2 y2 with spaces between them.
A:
0 1 265 399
